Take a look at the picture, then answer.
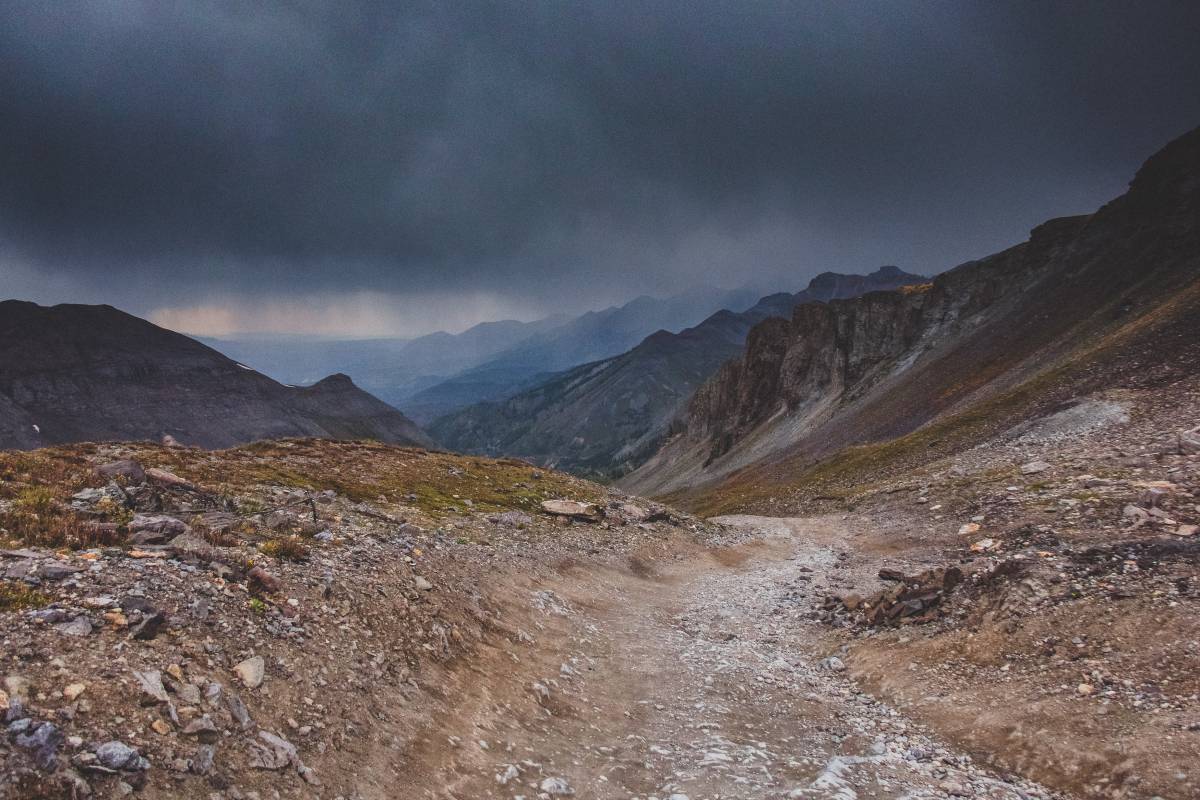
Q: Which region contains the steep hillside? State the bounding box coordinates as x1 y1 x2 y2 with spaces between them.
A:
400 285 764 421
0 302 432 450
624 125 1200 503
431 268 924 479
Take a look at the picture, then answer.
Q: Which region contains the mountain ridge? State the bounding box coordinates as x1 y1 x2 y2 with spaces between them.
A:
398 284 766 422
201 314 570 409
0 300 433 450
430 267 926 478
621 125 1200 506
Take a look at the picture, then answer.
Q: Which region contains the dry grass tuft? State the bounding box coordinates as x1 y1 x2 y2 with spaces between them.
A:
0 486 124 549
259 536 310 562
0 582 51 612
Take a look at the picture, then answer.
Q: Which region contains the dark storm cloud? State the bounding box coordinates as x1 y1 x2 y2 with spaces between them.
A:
2 0 1199 328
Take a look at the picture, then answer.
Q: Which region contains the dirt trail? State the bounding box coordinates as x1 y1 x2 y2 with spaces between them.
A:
415 516 1061 800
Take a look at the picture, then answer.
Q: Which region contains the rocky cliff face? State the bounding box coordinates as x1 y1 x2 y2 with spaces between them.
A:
430 268 924 479
623 126 1200 497
0 302 433 450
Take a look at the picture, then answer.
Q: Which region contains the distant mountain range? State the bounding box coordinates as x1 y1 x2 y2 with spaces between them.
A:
0 301 431 450
399 286 765 423
205 285 766 424
201 314 569 411
430 267 925 478
620 126 1200 507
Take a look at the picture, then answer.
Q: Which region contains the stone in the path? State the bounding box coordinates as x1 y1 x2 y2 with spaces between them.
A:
130 612 167 641
133 670 169 705
54 618 92 637
182 716 219 744
820 656 846 672
189 744 215 775
539 776 575 795
95 741 149 771
1020 460 1051 475
249 730 297 770
13 720 63 772
39 562 80 581
225 690 253 729
233 656 265 689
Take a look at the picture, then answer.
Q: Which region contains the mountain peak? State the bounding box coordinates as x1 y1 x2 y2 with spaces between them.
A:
310 372 356 388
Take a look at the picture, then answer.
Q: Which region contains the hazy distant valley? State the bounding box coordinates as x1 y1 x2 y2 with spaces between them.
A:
202 285 764 425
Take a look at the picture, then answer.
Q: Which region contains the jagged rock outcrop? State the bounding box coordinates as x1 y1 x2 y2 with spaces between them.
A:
623 126 1200 498
0 301 433 450
430 268 924 479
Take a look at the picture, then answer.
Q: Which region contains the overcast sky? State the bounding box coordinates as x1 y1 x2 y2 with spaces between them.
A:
2 1 1199 336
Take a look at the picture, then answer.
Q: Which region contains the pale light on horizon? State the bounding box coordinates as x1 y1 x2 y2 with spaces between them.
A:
148 291 547 339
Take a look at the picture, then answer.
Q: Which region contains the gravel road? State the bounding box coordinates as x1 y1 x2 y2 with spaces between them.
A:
431 516 1062 800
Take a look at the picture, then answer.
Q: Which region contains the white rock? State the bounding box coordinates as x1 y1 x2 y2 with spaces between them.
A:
132 670 169 704
234 656 265 689
539 777 574 795
541 499 599 519
820 656 846 672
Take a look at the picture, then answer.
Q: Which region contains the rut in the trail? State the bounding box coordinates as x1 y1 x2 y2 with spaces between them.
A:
422 516 1061 800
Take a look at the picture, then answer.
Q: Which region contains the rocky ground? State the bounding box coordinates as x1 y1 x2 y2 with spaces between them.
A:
784 379 1200 800
0 440 716 799
2 372 1198 800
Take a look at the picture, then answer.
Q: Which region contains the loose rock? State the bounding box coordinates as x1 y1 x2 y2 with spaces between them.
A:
233 656 265 689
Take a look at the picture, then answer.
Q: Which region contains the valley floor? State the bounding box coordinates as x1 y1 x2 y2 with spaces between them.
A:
411 516 1062 800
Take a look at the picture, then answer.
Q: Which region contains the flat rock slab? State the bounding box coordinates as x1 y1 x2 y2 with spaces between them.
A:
541 500 601 519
